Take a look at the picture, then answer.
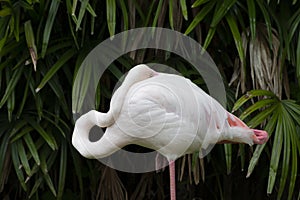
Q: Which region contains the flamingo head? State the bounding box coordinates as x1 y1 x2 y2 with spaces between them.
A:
220 112 269 145
126 64 159 82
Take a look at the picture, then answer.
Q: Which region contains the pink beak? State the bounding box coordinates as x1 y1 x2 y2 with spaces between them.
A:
227 112 269 144
252 129 269 144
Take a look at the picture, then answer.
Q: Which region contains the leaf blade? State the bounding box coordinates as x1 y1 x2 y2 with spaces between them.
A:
27 118 57 150
41 0 60 57
36 48 77 92
106 0 116 38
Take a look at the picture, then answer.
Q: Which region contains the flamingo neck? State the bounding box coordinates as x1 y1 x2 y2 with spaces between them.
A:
105 79 135 126
102 67 157 127
72 110 126 158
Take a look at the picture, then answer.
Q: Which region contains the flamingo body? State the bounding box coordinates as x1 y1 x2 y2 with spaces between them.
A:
72 64 268 200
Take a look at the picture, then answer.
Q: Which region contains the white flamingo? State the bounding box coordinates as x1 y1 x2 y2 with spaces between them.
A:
72 64 268 200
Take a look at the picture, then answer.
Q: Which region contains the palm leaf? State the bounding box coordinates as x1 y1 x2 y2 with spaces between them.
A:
192 0 210 8
152 0 164 28
16 139 32 176
57 141 67 200
232 90 277 112
179 0 188 20
106 0 116 38
184 1 215 35
11 127 35 146
23 133 41 166
119 0 128 30
226 14 245 70
247 0 256 40
75 0 89 31
0 132 10 184
27 118 58 150
210 0 238 28
267 105 285 195
11 143 27 191
239 98 277 120
234 91 300 199
6 72 15 122
169 0 174 29
16 68 31 118
70 147 84 199
256 0 272 46
276 104 292 199
36 48 77 92
41 0 60 57
24 20 37 71
43 173 57 197
28 177 43 198
0 20 9 52
0 66 23 108
202 27 216 50
296 31 300 79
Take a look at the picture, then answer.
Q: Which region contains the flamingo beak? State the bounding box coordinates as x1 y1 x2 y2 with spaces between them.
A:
252 129 269 144
227 112 269 144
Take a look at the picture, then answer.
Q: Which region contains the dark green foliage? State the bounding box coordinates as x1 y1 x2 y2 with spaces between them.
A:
0 0 299 199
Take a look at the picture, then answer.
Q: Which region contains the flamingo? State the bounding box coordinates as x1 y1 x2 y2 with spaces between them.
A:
72 64 268 200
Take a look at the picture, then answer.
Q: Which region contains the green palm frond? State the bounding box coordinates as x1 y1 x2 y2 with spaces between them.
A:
234 90 300 199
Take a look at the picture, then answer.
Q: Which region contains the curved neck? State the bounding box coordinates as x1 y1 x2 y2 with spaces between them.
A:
72 110 127 158
105 70 152 127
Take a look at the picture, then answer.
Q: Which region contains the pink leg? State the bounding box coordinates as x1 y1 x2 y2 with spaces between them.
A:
169 160 176 200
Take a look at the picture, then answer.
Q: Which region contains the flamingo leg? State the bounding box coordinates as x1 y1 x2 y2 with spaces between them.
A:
169 160 176 200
